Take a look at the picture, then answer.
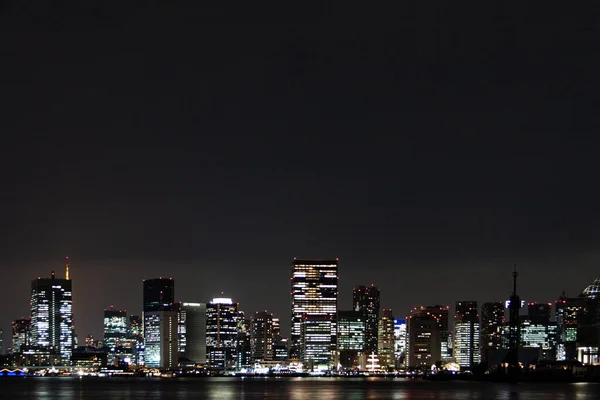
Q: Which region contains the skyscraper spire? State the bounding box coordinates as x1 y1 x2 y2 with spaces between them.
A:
65 256 70 280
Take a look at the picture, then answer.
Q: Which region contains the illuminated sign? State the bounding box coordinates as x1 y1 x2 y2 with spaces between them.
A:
505 300 525 309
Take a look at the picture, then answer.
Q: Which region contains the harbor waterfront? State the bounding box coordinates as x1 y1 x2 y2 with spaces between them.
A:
1 377 599 400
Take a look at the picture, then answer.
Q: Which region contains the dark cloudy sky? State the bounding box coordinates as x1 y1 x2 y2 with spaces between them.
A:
2 3 599 341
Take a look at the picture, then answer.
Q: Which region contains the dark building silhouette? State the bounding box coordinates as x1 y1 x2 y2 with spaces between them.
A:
143 278 175 312
177 302 206 365
353 285 380 354
527 302 551 325
481 302 504 363
407 311 440 369
251 311 275 361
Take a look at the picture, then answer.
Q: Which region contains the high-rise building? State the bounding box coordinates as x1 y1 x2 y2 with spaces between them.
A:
528 302 552 325
353 285 380 354
393 318 407 368
143 278 177 368
407 312 440 368
144 278 175 312
236 311 252 369
143 310 178 368
337 310 365 370
103 306 128 351
206 297 239 370
377 309 395 371
409 305 450 361
12 318 31 353
480 302 504 363
129 315 143 344
251 311 275 361
178 303 206 365
519 318 558 360
453 301 480 368
30 270 73 364
290 258 338 363
301 314 333 369
555 295 588 361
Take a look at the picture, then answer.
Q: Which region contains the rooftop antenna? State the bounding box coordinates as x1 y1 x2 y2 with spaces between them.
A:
65 256 70 280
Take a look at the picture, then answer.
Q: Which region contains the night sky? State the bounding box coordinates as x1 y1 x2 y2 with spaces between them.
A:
3 3 600 341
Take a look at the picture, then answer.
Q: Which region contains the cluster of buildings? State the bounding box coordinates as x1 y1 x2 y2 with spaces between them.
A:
3 258 600 372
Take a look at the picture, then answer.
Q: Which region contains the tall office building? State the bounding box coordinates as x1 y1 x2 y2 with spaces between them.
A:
453 301 480 368
337 310 365 370
407 311 441 368
30 269 74 364
143 278 177 368
556 295 588 361
409 305 450 361
12 318 31 353
377 309 395 370
178 303 207 365
353 285 380 354
103 306 128 351
206 297 239 370
301 314 333 369
480 302 504 363
129 315 143 345
250 311 275 361
290 258 338 362
236 311 252 369
393 318 407 368
528 302 552 325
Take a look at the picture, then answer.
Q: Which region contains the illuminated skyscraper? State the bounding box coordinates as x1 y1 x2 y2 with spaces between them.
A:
453 301 480 368
178 302 206 365
480 302 504 363
250 311 275 361
290 258 338 362
30 270 73 364
236 311 252 369
103 307 128 351
337 310 365 370
12 318 31 353
206 297 239 370
377 309 395 370
353 285 380 354
555 294 588 361
301 314 333 368
143 278 177 368
393 318 407 368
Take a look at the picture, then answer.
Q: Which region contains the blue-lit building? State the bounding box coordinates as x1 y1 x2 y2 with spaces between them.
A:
393 318 407 368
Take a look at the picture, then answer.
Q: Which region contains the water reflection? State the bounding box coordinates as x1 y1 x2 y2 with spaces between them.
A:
3 376 600 400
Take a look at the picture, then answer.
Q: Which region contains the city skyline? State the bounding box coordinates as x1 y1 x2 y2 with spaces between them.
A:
1 258 597 344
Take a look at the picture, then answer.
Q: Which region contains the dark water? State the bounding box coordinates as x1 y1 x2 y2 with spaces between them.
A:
2 377 599 399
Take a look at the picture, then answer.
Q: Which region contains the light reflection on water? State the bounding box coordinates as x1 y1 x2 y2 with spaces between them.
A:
2 377 599 400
